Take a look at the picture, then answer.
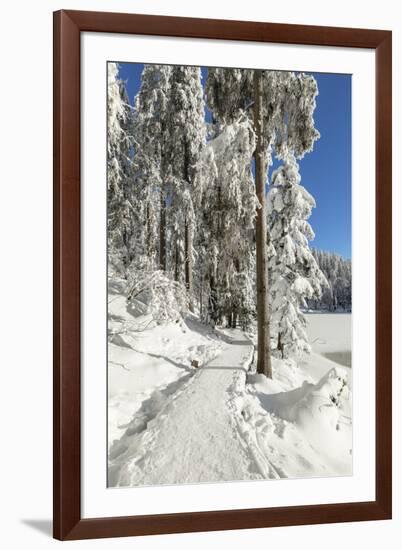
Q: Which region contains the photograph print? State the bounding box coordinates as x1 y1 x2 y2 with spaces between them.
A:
107 62 352 488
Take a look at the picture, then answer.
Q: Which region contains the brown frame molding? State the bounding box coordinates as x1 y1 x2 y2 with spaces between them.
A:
53 9 392 540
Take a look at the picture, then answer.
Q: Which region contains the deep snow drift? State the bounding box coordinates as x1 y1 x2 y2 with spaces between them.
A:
108 279 352 487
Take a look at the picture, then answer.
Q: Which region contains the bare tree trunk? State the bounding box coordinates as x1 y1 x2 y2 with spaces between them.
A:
254 70 272 379
159 191 166 271
209 272 218 327
183 139 194 311
174 241 179 281
200 279 203 320
145 203 152 264
184 219 194 311
278 332 284 360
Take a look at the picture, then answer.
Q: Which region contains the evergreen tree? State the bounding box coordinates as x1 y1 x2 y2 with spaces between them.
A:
206 68 320 377
267 153 327 358
165 66 206 302
107 63 134 272
132 64 172 271
310 249 352 311
195 119 257 328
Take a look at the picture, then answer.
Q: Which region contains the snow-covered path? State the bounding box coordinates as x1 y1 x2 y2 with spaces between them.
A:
109 329 259 487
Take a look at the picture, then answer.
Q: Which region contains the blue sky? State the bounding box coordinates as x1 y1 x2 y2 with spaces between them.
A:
117 63 351 259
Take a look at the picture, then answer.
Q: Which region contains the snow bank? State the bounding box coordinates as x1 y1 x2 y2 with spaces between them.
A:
237 358 352 478
232 314 352 479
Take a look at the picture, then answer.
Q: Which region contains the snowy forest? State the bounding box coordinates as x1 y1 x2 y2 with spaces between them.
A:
107 62 353 487
309 249 352 311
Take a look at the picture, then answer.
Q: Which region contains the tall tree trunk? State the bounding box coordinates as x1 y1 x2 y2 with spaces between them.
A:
174 241 179 281
199 279 203 320
209 272 218 327
254 70 273 379
184 219 194 311
145 203 152 265
183 141 194 311
278 332 284 359
159 191 166 271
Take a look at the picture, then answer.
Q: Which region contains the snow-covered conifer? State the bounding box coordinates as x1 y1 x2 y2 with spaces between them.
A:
132 64 171 271
206 68 320 376
206 69 320 166
107 63 134 271
267 153 327 358
165 66 206 300
195 120 257 327
310 249 352 311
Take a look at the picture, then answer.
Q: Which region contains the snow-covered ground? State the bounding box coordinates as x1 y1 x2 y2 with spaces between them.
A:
108 280 352 487
108 278 224 449
242 313 352 480
110 330 256 486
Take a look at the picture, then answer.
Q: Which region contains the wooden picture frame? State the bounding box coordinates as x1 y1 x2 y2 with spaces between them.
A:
53 9 392 540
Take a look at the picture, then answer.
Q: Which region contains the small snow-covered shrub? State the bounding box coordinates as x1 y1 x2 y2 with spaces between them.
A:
108 251 128 279
126 269 189 324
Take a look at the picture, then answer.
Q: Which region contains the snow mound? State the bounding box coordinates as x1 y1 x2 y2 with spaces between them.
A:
255 366 350 424
236 365 352 478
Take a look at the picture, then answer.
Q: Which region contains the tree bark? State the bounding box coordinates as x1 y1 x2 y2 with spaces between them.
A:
254 70 273 379
184 219 194 308
174 241 179 282
183 140 194 311
278 332 284 359
199 280 203 319
159 191 166 271
209 273 218 327
145 203 152 265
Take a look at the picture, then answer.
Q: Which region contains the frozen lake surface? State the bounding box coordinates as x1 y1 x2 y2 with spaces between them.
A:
306 313 352 368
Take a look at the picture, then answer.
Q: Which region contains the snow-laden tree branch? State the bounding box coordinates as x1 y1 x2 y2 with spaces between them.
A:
126 269 189 325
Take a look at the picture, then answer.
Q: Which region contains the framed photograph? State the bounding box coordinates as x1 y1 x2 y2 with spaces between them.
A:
53 10 392 540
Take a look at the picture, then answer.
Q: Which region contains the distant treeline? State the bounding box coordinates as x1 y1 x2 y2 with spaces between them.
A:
308 249 352 312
